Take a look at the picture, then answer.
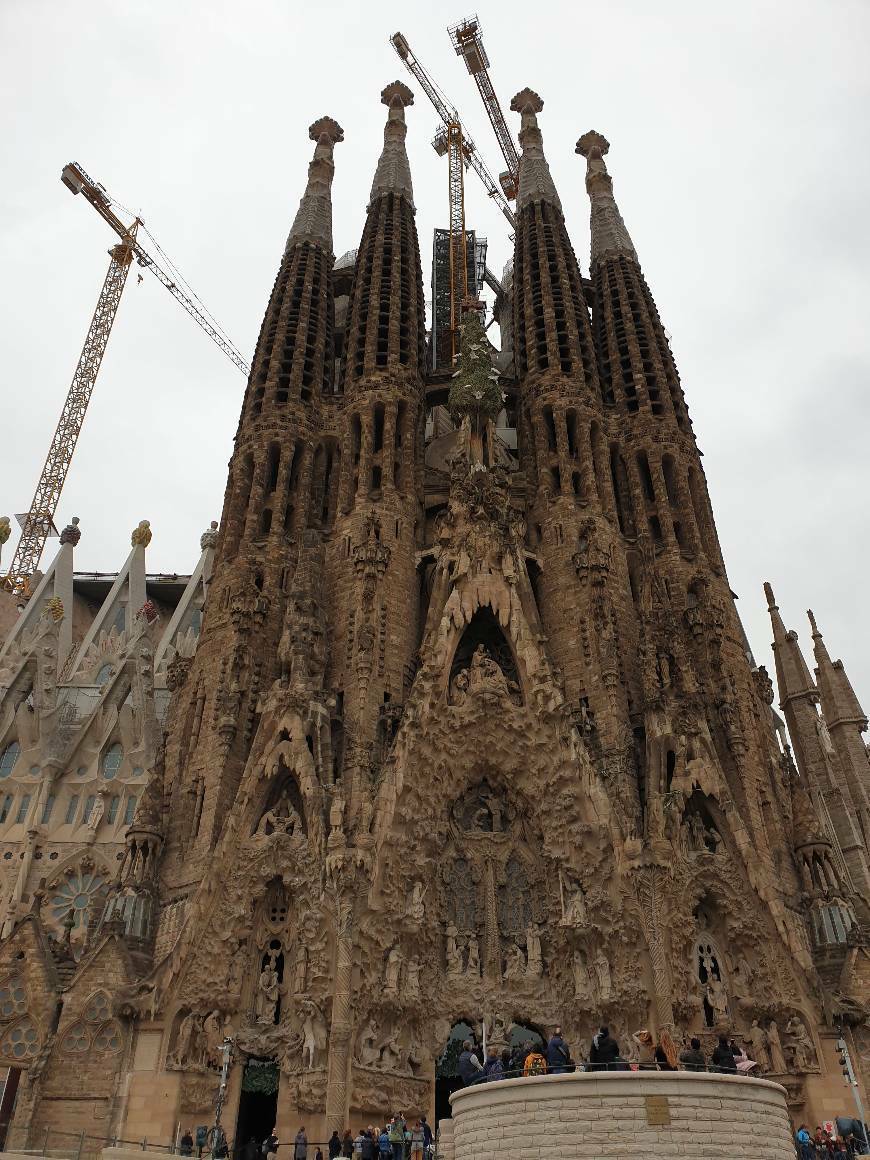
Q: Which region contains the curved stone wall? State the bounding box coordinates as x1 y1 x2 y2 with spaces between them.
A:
446 1070 795 1160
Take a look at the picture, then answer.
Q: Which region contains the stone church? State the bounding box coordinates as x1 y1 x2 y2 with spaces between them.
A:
0 78 868 1146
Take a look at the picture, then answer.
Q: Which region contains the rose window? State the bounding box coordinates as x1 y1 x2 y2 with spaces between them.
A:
0 975 27 1020
49 868 106 933
0 1017 39 1060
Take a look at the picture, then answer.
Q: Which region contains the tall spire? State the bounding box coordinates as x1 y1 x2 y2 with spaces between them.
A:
510 88 561 212
576 131 637 265
369 81 415 208
342 82 425 388
808 609 868 729
764 583 818 708
286 116 344 253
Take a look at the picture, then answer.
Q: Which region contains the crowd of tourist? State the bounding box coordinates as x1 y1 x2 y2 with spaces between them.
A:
230 1117 435 1160
457 1023 764 1083
795 1124 869 1156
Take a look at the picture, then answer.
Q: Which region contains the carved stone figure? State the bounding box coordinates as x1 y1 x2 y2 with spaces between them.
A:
446 923 462 975
301 1000 326 1070
384 945 403 995
87 791 106 833
171 1011 197 1068
405 956 421 1001
816 715 835 757
572 949 591 999
504 942 526 981
706 975 728 1022
785 1017 817 1072
293 946 307 994
767 1020 788 1073
525 921 542 978
329 793 345 839
594 950 612 1002
379 1028 403 1072
356 1018 380 1067
465 932 481 978
560 872 587 926
405 881 426 925
202 1010 224 1068
747 1019 771 1071
257 792 301 838
255 959 280 1024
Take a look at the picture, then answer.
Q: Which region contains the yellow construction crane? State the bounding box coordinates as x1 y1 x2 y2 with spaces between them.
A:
448 15 519 202
2 163 249 596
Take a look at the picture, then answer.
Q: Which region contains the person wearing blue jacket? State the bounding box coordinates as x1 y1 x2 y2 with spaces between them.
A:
546 1026 571 1074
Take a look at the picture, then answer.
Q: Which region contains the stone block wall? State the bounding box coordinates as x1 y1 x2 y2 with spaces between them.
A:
446 1071 795 1160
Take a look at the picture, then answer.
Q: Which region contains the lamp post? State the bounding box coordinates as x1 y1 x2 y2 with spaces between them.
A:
209 1036 235 1158
836 1035 869 1154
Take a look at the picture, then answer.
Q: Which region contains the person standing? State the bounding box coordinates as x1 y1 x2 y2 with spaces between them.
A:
678 1037 706 1072
263 1131 279 1160
409 1122 424 1160
482 1046 504 1081
293 1129 308 1160
457 1040 484 1086
388 1113 405 1160
419 1119 432 1153
711 1035 737 1074
546 1026 571 1074
180 1131 194 1157
587 1025 620 1071
328 1133 341 1160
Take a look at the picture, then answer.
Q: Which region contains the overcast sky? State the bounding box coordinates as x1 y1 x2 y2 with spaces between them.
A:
2 0 868 708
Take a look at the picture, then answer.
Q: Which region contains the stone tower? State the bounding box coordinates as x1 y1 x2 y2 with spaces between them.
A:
0 81 867 1147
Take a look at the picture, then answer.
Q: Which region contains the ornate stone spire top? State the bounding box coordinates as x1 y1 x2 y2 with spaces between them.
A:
808 609 867 728
59 516 81 547
764 582 818 707
510 88 562 214
369 82 415 209
200 520 219 552
286 116 344 254
576 130 638 266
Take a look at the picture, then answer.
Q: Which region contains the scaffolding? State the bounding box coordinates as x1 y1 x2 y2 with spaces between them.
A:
431 228 487 372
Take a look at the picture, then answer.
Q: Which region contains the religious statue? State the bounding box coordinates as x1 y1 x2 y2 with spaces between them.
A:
525 922 543 978
572 949 591 999
785 1017 817 1072
201 1010 221 1068
559 872 588 927
384 945 403 995
226 942 246 997
405 881 426 925
767 1020 788 1073
301 999 326 1070
329 793 345 841
87 791 106 833
293 945 307 994
446 923 462 976
379 1028 403 1072
171 1010 196 1068
255 959 280 1024
405 956 421 1001
257 792 301 837
504 942 526 982
747 1019 771 1072
687 812 708 853
816 715 836 757
356 1018 380 1067
467 644 511 698
465 932 481 978
706 975 728 1022
594 950 612 1003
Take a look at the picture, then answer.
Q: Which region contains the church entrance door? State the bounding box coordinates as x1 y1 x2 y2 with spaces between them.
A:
234 1059 279 1157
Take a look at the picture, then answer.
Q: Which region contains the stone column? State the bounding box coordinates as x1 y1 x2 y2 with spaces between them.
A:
324 858 362 1134
632 866 674 1028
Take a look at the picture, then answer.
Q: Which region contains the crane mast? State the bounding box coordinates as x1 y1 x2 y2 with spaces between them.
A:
448 15 519 201
390 31 516 231
3 232 137 595
1 164 248 596
447 124 469 358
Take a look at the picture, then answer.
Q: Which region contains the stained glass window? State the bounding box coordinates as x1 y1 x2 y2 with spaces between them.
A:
0 1017 39 1060
41 795 56 825
93 1021 123 1054
49 868 107 933
65 795 80 825
61 1022 90 1054
0 795 12 823
124 796 137 825
0 975 27 1020
83 991 110 1024
107 796 119 824
15 795 30 825
95 664 113 687
0 743 20 779
101 744 123 780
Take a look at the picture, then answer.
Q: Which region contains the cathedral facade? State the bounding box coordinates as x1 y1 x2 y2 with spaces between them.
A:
0 79 868 1146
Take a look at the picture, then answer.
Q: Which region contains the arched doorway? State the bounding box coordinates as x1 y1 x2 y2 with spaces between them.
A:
234 1057 278 1156
435 1021 477 1126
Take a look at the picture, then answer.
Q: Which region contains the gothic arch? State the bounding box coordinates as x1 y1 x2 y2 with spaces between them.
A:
447 608 523 704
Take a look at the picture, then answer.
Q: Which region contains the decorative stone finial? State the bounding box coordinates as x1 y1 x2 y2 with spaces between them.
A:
577 130 638 265
575 130 609 159
381 81 414 109
510 88 561 214
509 88 543 116
807 609 820 637
131 520 152 548
285 115 344 253
369 82 415 209
44 596 64 623
0 516 10 546
200 520 219 551
763 582 777 610
308 116 344 145
59 516 81 547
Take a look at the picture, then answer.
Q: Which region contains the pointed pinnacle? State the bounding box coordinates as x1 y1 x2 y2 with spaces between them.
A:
807 609 821 637
764 582 777 610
